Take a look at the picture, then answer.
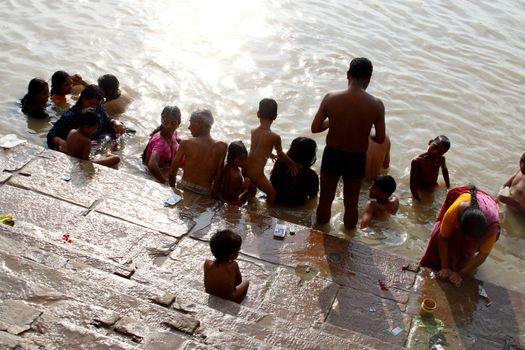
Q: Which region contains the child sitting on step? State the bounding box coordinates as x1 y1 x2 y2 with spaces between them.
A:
204 230 249 303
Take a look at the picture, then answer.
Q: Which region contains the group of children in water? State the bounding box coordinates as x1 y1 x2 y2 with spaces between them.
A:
20 67 525 303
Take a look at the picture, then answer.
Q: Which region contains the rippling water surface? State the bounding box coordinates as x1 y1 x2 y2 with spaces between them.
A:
1 0 524 290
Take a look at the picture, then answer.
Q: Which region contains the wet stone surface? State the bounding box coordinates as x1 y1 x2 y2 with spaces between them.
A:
0 146 523 349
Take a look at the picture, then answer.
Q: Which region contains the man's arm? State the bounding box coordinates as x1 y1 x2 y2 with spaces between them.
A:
502 171 517 188
441 157 450 188
211 143 227 199
311 94 330 133
382 137 391 169
410 158 421 201
371 100 385 144
169 142 187 187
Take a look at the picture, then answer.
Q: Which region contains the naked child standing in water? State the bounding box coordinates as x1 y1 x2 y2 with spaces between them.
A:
245 98 297 206
311 57 385 230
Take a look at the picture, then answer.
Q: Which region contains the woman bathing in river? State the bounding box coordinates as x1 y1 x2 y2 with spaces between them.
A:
420 185 500 287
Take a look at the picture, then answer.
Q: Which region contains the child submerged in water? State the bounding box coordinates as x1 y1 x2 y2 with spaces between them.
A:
65 108 120 167
360 175 399 229
204 230 249 303
410 135 451 201
21 78 50 119
218 141 254 206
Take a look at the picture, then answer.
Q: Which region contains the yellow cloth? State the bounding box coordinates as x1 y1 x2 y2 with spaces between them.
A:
440 193 496 254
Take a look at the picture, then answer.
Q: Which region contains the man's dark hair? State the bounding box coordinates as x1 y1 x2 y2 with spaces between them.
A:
347 57 373 80
258 98 278 120
210 230 242 262
374 175 396 196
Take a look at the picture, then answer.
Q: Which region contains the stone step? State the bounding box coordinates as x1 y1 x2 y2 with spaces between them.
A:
0 234 396 350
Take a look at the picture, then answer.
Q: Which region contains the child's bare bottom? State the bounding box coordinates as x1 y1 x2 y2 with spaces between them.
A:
246 169 276 206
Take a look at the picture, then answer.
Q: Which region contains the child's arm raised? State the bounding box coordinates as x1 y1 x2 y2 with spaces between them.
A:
441 157 450 188
274 135 298 176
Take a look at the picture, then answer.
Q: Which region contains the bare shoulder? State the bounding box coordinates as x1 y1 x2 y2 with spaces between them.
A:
204 258 214 270
213 140 228 154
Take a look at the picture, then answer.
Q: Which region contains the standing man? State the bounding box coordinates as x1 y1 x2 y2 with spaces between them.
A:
311 57 385 229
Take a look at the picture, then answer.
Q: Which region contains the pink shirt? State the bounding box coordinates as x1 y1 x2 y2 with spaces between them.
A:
145 131 179 168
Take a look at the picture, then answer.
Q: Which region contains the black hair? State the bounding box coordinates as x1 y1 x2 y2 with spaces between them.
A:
434 135 451 152
97 74 120 101
288 137 317 167
374 175 397 196
21 78 48 112
74 85 104 109
258 98 278 120
209 230 242 262
50 70 70 95
79 108 101 127
227 141 247 164
459 185 488 240
347 57 373 80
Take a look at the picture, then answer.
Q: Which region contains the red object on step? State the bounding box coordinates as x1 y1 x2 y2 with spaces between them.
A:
378 279 388 291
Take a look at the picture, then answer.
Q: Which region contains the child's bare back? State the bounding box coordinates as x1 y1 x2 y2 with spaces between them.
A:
203 230 249 303
204 259 247 303
244 99 297 206
65 129 91 159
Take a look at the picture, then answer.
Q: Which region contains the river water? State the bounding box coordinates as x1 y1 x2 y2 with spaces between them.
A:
1 0 524 291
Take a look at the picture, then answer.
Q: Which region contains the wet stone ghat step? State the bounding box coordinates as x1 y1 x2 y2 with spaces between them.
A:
0 143 524 349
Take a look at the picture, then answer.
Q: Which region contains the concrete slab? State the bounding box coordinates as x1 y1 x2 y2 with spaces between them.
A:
0 300 42 335
0 185 177 266
8 152 192 235
326 286 412 347
0 142 43 183
258 266 339 324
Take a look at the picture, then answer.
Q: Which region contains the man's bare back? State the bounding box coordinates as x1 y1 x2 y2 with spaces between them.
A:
169 110 226 195
311 57 385 229
314 88 385 152
175 136 227 189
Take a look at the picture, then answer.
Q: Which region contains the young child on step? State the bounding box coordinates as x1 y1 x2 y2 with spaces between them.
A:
360 175 399 229
245 98 297 206
204 230 249 303
410 135 451 201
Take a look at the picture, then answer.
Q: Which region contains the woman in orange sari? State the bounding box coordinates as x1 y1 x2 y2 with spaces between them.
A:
420 185 500 287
